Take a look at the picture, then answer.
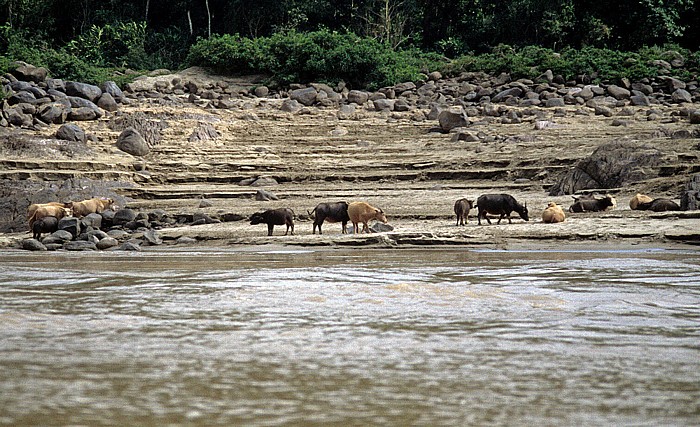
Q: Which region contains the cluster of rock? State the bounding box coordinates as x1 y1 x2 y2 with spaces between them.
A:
1 62 123 131
120 66 700 127
682 174 700 210
21 205 246 251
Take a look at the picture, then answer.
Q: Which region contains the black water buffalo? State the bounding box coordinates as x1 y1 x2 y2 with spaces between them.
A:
477 194 529 225
569 194 616 213
32 216 58 240
637 198 681 212
454 198 473 226
250 208 295 236
308 201 350 234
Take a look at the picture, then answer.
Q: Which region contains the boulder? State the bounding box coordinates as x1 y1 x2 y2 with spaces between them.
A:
8 90 37 105
65 81 102 103
672 89 692 104
97 92 119 112
142 230 163 245
117 127 150 156
251 176 278 187
606 85 630 100
438 106 469 132
96 237 119 250
254 86 269 97
11 63 48 83
491 87 523 103
347 90 369 105
55 124 86 143
22 239 47 251
290 87 318 106
549 141 665 195
690 110 700 125
38 103 69 124
58 217 81 239
100 81 124 101
113 208 138 225
545 98 566 108
630 95 650 106
373 98 395 111
81 213 103 229
280 99 302 113
68 107 99 121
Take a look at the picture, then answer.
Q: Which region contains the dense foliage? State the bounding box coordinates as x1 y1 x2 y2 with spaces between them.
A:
0 1 698 88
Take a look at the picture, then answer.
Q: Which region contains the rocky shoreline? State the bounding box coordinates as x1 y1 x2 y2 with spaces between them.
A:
1 62 699 251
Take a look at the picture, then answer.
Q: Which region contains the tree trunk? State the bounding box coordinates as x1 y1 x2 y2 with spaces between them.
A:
145 0 150 23
205 0 211 38
187 10 193 35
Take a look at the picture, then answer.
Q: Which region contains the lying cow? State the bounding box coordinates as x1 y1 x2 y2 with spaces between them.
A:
454 198 473 226
629 193 653 210
348 201 388 234
308 201 350 234
542 202 566 223
28 205 72 231
637 198 681 212
70 198 116 217
568 194 616 213
476 194 529 225
250 208 295 236
32 216 59 240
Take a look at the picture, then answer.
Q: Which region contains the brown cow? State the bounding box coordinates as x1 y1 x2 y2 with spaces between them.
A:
28 205 72 231
454 198 473 226
70 198 115 217
348 202 388 234
542 202 566 223
27 202 71 226
629 193 653 210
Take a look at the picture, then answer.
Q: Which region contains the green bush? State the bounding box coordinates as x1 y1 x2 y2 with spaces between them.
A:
186 29 442 89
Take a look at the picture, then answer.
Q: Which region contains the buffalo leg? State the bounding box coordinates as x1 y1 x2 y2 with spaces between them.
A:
267 224 274 236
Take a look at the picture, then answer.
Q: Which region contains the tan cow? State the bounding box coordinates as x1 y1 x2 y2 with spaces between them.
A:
348 201 388 234
28 205 72 231
27 202 71 230
542 202 566 223
70 198 115 217
629 193 653 210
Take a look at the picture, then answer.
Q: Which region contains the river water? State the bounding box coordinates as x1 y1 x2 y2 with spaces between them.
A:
0 246 699 426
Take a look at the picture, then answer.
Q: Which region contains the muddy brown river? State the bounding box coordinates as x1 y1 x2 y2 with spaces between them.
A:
1 246 699 425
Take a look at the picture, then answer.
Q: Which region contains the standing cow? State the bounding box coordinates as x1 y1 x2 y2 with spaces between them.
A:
476 194 529 225
308 201 350 234
348 202 388 234
454 198 473 226
32 216 59 240
249 208 295 236
28 205 72 231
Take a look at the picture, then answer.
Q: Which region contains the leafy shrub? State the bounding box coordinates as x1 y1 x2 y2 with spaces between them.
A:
186 29 441 89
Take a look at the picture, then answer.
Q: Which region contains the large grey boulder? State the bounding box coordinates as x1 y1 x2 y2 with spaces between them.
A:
22 239 47 251
280 99 302 113
56 124 86 143
113 208 138 225
438 106 470 132
97 92 119 112
100 81 124 101
549 141 665 195
347 90 369 105
65 81 102 103
491 87 523 103
64 241 98 251
672 89 692 104
11 62 48 83
607 85 630 100
116 127 150 156
38 103 69 124
290 87 318 106
58 217 81 239
68 107 101 121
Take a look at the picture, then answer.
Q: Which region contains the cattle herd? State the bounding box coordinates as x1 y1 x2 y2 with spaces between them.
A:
26 192 681 240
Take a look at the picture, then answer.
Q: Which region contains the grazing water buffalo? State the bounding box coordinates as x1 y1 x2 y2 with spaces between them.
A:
28 205 72 231
629 193 653 210
568 194 616 213
250 208 295 236
637 198 681 212
476 194 529 225
454 198 474 226
348 202 387 234
308 201 350 234
32 216 59 240
542 202 566 223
